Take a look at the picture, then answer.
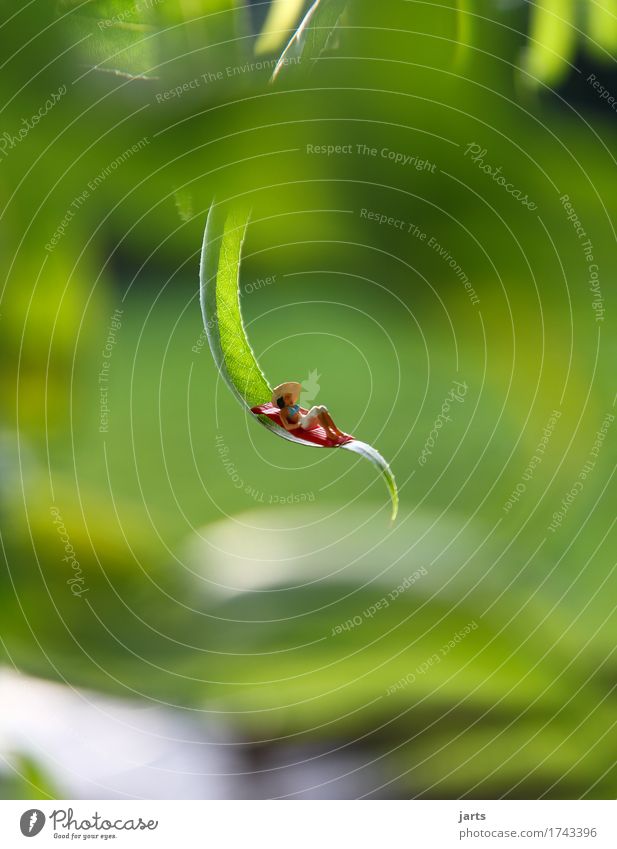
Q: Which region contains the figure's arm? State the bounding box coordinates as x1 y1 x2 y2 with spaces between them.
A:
280 411 301 431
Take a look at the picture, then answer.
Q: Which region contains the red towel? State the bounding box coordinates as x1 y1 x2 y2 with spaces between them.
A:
251 403 353 447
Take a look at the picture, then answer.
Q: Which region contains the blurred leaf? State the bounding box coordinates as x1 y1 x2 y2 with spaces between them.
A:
0 754 59 800
174 186 194 222
454 0 473 70
255 0 307 55
183 505 617 796
0 482 206 701
585 0 617 58
520 0 576 87
154 0 249 87
271 0 347 82
392 717 615 798
57 0 158 79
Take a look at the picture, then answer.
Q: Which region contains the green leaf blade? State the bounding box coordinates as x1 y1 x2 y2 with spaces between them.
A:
341 439 399 522
200 202 272 409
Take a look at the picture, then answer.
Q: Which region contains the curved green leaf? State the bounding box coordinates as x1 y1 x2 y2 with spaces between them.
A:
339 439 398 521
199 202 271 409
199 202 399 520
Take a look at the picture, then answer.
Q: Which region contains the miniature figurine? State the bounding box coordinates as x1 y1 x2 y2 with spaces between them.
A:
271 381 346 442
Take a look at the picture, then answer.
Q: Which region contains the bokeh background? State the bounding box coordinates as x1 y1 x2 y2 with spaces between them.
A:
0 0 615 799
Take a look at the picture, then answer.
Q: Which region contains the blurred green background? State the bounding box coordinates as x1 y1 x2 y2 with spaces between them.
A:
0 0 615 799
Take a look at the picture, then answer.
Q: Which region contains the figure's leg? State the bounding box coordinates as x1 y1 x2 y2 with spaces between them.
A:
327 415 345 438
317 411 334 438
317 409 342 440
318 406 345 438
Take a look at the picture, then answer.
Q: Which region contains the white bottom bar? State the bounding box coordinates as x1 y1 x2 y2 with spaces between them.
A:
1 800 615 848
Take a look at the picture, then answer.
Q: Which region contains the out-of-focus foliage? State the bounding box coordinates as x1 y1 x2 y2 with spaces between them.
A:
0 755 58 800
522 0 617 86
521 0 577 86
271 0 347 81
255 0 306 55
